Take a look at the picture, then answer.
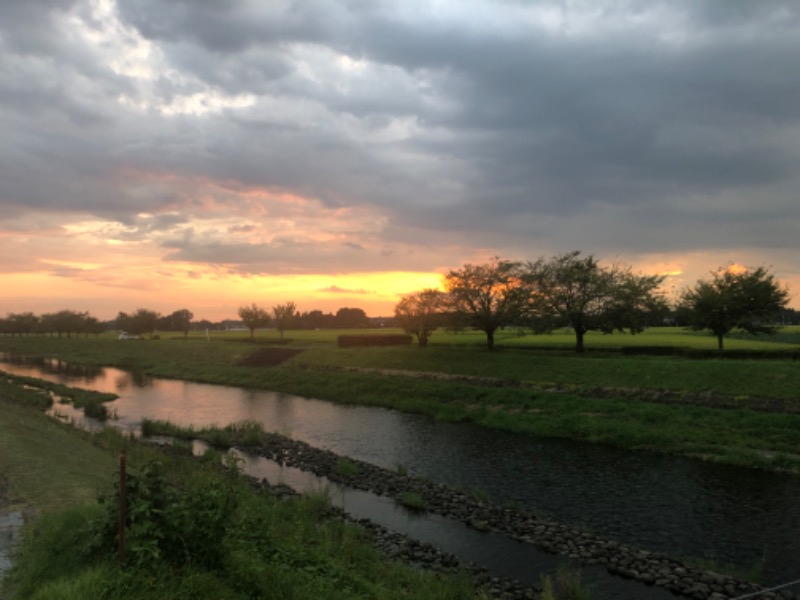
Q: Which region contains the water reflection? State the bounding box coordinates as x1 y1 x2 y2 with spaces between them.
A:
2 356 799 585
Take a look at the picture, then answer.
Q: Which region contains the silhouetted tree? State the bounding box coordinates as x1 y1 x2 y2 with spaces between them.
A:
117 308 161 337
297 310 336 329
394 289 446 347
525 251 666 353
237 303 270 339
334 307 370 328
159 309 194 336
444 258 528 350
678 265 790 351
271 302 297 339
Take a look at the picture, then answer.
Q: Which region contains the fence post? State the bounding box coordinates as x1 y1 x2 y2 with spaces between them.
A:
118 452 126 565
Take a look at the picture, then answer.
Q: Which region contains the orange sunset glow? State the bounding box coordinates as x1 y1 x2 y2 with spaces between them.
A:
1 1 798 320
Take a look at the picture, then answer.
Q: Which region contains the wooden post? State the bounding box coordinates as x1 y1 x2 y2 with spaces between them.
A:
118 452 126 565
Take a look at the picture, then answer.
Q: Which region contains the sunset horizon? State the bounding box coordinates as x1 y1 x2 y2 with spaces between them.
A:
2 2 799 320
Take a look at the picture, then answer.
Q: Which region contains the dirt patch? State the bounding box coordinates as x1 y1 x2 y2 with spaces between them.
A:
238 347 305 367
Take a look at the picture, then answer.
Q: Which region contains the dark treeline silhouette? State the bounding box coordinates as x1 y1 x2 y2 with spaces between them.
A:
0 305 392 337
0 310 105 338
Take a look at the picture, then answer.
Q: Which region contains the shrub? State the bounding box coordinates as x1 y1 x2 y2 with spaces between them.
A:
96 461 236 570
332 458 360 478
397 491 427 512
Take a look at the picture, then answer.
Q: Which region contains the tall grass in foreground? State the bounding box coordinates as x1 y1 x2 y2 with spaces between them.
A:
2 431 489 600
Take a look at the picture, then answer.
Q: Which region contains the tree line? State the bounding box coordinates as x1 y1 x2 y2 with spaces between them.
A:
1 251 793 351
394 251 792 352
0 309 105 338
0 306 378 338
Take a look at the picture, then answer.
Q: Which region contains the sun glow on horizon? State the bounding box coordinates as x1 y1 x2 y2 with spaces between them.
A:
1 267 445 321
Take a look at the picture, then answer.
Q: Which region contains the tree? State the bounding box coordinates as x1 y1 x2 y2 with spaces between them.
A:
297 309 335 329
444 258 528 350
238 303 270 340
526 251 666 353
161 309 194 337
678 265 790 351
116 309 161 337
271 302 297 339
334 307 370 329
394 289 446 347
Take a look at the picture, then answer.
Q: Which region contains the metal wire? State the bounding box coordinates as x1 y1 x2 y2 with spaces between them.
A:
729 578 800 600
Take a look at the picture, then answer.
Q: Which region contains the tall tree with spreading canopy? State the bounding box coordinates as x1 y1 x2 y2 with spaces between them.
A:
444 258 528 350
526 251 666 353
394 289 446 347
238 303 271 340
678 265 790 351
272 302 297 339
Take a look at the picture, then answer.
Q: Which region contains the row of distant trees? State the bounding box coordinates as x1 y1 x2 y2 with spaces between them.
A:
0 310 106 338
0 251 793 351
0 308 197 338
236 304 373 339
0 305 378 338
394 251 792 352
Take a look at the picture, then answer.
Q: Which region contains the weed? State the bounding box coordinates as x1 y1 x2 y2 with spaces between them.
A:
397 491 427 512
333 458 360 478
540 566 592 600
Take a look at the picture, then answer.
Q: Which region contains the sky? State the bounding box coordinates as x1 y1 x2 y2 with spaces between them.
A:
1 0 799 321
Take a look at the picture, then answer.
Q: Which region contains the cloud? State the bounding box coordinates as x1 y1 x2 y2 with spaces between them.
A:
1 0 799 312
318 285 370 295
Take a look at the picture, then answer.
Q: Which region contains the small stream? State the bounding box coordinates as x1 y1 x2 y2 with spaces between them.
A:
2 355 799 589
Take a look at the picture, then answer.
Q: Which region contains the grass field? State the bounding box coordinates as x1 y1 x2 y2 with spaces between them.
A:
1 326 799 472
186 325 800 351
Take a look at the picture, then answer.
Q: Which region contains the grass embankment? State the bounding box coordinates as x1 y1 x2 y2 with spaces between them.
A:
0 379 488 600
0 379 117 514
1 330 800 472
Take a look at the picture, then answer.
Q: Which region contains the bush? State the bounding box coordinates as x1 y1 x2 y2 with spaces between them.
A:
332 458 360 478
96 461 236 570
397 491 427 512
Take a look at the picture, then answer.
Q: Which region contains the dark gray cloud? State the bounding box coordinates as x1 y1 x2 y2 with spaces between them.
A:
1 0 799 281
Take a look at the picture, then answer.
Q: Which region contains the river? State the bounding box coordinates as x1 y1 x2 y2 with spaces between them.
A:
2 355 798 590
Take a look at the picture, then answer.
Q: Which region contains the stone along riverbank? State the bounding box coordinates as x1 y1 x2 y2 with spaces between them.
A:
242 431 796 600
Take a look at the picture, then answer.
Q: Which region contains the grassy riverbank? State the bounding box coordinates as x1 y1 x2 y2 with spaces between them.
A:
1 330 799 472
0 382 490 600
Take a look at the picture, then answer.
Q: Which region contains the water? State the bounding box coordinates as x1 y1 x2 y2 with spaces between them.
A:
3 355 799 585
232 448 675 600
0 511 23 579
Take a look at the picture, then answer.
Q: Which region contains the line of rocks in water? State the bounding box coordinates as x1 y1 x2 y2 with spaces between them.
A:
253 479 538 599
244 431 798 600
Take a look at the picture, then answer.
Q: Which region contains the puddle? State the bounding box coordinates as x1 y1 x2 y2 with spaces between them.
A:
0 511 24 578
